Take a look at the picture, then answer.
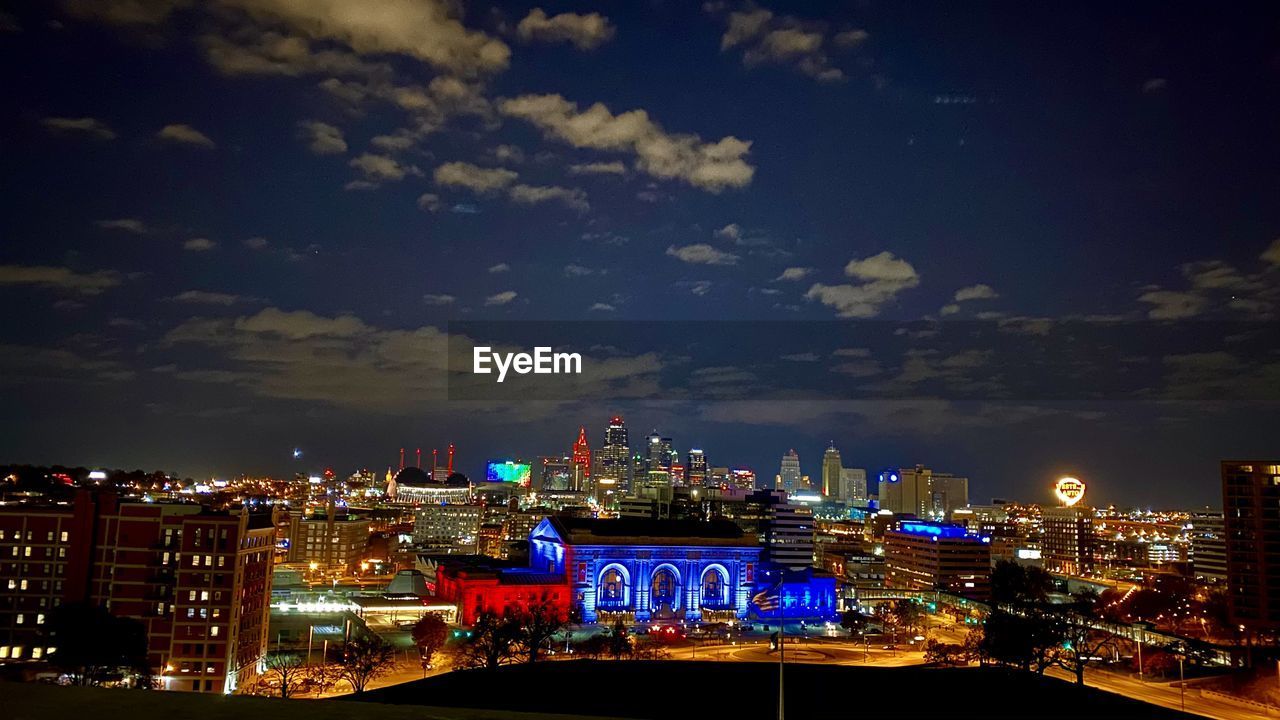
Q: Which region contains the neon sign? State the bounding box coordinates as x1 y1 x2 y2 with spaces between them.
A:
1054 476 1086 507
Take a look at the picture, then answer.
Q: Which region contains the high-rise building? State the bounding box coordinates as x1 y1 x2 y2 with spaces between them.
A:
0 490 275 693
731 468 757 491
884 520 992 601
572 427 591 493
838 468 868 503
745 489 814 570
1041 505 1095 576
687 449 708 488
777 450 802 493
645 432 674 489
1222 461 1280 632
1190 511 1227 583
285 507 371 572
596 416 630 501
414 504 483 553
539 456 573 492
878 465 969 519
821 444 842 497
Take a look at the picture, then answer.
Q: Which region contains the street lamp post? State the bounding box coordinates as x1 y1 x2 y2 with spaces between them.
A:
1178 656 1185 712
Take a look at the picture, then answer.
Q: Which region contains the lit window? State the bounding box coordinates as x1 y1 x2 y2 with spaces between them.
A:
210 627 219 637
200 591 209 601
32 647 42 659
19 579 27 590
15 614 23 625
0 647 8 659
36 613 44 625
188 590 197 601
60 531 68 542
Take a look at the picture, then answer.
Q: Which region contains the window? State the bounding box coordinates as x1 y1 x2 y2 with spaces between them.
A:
200 590 209 601
188 590 197 601
36 613 44 625
19 579 27 590
15 614 23 624
210 626 219 637
60 531 68 542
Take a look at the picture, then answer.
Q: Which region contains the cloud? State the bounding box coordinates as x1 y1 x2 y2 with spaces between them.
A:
202 27 389 78
157 123 215 148
169 290 248 305
498 93 754 191
433 161 518 192
1263 238 1280 266
508 184 589 211
1142 78 1168 94
0 265 121 295
491 144 525 163
666 243 739 266
954 284 998 302
416 193 442 212
488 263 510 274
1138 290 1205 320
219 0 510 76
804 251 920 317
244 236 269 250
95 218 148 234
564 264 603 277
350 153 422 182
714 7 864 82
939 304 960 316
713 223 742 241
516 8 615 50
775 267 812 281
588 302 616 312
568 161 626 175
183 237 218 252
297 120 346 154
423 293 455 306
484 290 518 306
679 280 713 296
42 116 116 139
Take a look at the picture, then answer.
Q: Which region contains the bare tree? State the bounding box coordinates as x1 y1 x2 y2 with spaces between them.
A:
259 654 309 698
451 611 522 669
337 635 396 695
513 601 567 663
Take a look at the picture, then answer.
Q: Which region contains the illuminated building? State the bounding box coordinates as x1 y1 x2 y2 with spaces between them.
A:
387 466 472 505
878 465 970 519
731 467 756 491
1190 511 1227 583
1041 505 1096 576
486 460 532 487
821 444 842 497
884 520 992 601
434 555 569 626
413 504 483 554
572 427 591 493
777 449 802 493
745 490 815 571
1222 461 1280 632
285 509 370 572
539 456 573 492
687 449 708 487
595 416 630 501
645 432 674 489
838 468 868 503
0 490 274 694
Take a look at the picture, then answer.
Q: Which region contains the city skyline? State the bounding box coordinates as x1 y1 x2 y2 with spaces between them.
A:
3 2 1280 508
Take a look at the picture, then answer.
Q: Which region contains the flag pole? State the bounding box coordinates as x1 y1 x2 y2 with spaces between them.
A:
778 612 785 720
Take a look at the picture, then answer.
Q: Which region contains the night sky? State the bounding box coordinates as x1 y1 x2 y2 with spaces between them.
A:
2 1 1279 508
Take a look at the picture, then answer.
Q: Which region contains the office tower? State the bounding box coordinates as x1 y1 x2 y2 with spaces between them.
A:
1041 505 1096 576
0 490 275 693
777 449 802 493
821 444 842 497
878 465 969 519
839 468 868 503
1190 511 1227 583
572 426 591 493
596 416 630 500
746 489 814 570
285 506 371 572
645 432 673 489
414 503 484 553
539 456 573 492
687 449 708 488
1223 461 1280 632
731 468 757 491
884 520 992 601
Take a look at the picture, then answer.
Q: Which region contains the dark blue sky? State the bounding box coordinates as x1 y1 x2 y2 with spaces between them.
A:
1 1 1278 507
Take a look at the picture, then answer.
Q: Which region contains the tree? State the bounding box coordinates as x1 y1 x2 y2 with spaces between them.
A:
257 654 309 699
606 617 632 660
991 561 1054 607
574 633 609 659
840 609 870 636
924 639 967 666
1053 592 1116 685
337 635 396 695
44 603 151 687
979 610 1061 674
452 611 522 669
512 600 567 663
633 635 672 660
892 600 925 636
411 613 448 669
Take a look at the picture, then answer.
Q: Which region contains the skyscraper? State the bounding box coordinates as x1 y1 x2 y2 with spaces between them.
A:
596 416 630 501
572 426 591 493
839 468 868 503
645 432 673 488
687 449 708 487
878 465 969 519
821 443 842 497
1222 461 1280 633
777 449 802 493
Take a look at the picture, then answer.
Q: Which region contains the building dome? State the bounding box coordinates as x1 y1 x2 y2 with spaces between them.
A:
392 466 433 486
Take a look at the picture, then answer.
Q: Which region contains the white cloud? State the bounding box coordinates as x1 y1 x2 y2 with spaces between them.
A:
564 264 602 277
568 161 626 175
416 193 442 212
244 236 269 250
95 218 148 234
714 7 861 82
953 284 998 302
350 153 422 182
775 267 812 281
484 290 518 306
184 237 218 252
0 265 121 295
491 144 525 163
297 120 346 154
939 304 960 316
508 184 589 212
1138 290 1205 320
805 251 920 317
433 161 518 192
714 223 741 241
516 8 615 50
588 302 616 312
666 243 739 266
157 123 215 148
219 0 510 75
498 93 754 191
488 263 510 274
423 293 455 305
42 116 116 139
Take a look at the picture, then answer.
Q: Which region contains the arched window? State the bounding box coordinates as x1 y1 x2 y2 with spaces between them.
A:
651 566 679 611
598 565 630 609
700 566 730 608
